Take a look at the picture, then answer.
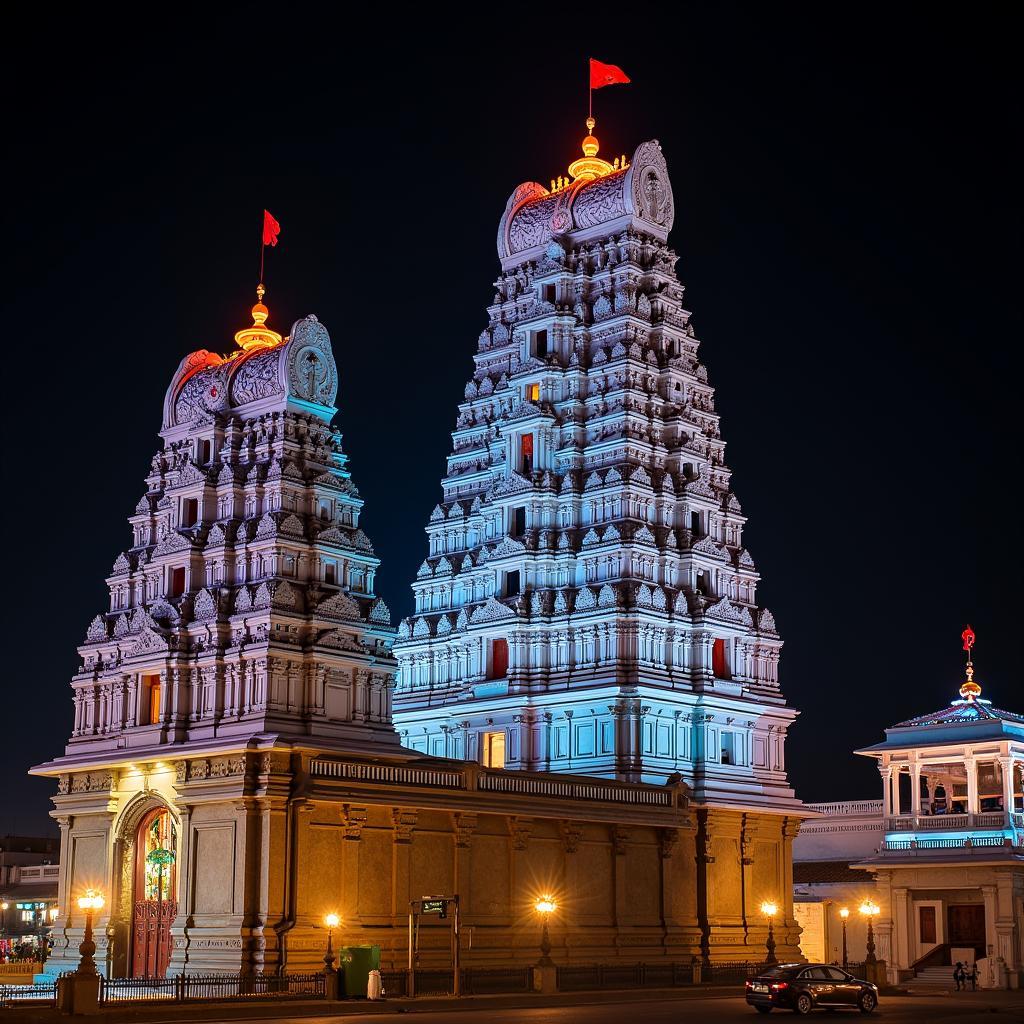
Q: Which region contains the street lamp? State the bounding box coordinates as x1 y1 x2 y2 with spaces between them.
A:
760 901 778 965
1 901 8 939
76 890 105 976
859 901 880 965
323 913 340 974
839 907 849 969
534 896 557 966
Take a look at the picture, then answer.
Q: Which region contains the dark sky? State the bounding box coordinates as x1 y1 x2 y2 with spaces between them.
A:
4 10 1019 835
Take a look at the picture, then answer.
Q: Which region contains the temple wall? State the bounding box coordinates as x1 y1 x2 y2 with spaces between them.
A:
39 754 803 977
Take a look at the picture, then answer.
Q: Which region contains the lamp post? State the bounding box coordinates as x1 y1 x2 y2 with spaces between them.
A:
76 890 105 976
323 913 340 973
534 896 557 967
1 901 8 939
839 907 849 969
859 901 879 965
760 901 778 965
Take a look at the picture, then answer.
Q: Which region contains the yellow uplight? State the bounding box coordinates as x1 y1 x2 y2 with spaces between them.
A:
324 913 340 929
534 896 557 916
839 907 850 919
1 902 8 910
77 890 105 912
859 901 879 917
760 901 778 918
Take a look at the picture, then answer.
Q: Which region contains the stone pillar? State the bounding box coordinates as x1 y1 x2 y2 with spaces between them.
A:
999 757 1015 819
982 884 999 966
880 764 893 819
966 756 979 816
891 887 911 974
910 762 922 822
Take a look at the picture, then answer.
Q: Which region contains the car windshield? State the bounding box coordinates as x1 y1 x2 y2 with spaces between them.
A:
758 965 800 979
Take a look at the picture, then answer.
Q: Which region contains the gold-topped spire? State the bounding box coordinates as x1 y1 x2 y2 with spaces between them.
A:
567 116 618 182
234 283 282 352
959 625 981 701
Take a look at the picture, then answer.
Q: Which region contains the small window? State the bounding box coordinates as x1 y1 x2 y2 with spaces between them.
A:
181 498 199 528
170 567 186 598
528 383 540 403
534 330 548 358
142 675 161 725
542 284 556 303
325 563 337 585
720 731 735 765
690 510 701 536
506 570 521 597
198 439 212 464
320 503 331 521
511 506 526 538
919 906 936 944
712 638 730 679
482 731 506 769
682 462 693 479
520 434 534 474
489 638 509 680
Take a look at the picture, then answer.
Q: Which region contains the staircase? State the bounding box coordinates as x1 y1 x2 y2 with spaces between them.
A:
909 966 958 991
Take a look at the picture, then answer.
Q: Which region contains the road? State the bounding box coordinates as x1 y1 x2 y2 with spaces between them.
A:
183 991 1024 1024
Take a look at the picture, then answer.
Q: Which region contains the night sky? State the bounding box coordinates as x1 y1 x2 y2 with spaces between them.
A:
5 11 1018 835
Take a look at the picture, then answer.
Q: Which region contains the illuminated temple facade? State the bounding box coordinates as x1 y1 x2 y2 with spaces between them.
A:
392 126 797 816
32 268 803 979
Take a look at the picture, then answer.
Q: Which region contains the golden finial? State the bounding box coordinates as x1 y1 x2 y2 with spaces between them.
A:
234 284 282 352
568 116 614 182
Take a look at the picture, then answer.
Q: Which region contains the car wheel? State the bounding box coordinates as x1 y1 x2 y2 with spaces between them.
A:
795 992 813 1015
858 991 877 1014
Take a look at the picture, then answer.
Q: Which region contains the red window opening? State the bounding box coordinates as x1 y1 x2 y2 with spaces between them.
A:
520 434 534 475
489 638 509 680
712 638 729 679
170 567 186 598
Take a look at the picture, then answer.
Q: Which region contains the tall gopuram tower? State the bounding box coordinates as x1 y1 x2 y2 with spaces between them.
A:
32 292 401 977
392 122 801 820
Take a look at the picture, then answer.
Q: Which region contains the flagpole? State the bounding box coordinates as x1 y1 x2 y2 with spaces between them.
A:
588 58 593 120
259 219 266 286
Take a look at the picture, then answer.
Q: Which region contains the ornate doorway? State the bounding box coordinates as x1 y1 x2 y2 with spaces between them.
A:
948 904 986 957
130 808 178 978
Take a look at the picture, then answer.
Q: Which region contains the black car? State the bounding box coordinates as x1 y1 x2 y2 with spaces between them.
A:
745 963 879 1014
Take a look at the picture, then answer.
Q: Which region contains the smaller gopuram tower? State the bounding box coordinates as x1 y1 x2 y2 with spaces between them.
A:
32 290 400 977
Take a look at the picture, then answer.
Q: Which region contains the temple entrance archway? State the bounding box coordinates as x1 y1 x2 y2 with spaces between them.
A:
130 807 178 978
110 796 180 978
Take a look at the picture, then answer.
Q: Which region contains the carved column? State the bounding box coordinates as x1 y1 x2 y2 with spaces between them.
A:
390 808 418 921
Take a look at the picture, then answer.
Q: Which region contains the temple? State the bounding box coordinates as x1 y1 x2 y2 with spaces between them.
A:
30 276 803 981
392 121 798 816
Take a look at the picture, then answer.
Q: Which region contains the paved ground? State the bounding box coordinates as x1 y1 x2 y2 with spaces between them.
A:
183 991 1024 1024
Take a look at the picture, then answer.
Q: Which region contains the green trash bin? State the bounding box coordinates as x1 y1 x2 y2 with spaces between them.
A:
340 945 380 998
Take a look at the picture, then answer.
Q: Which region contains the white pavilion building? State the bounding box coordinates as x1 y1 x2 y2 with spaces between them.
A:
850 634 1023 987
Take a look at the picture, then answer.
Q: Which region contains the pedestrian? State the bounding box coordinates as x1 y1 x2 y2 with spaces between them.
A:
953 961 964 991
969 963 977 990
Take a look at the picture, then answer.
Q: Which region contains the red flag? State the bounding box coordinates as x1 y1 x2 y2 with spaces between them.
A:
262 209 281 247
961 625 976 651
590 59 630 90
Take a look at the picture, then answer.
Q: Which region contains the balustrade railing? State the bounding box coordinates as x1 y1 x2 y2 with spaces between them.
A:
311 759 675 808
805 800 884 817
885 811 1015 832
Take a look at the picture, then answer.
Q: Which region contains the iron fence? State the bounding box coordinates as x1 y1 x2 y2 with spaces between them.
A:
98 971 326 1005
378 966 532 998
0 981 58 1008
556 960 770 991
